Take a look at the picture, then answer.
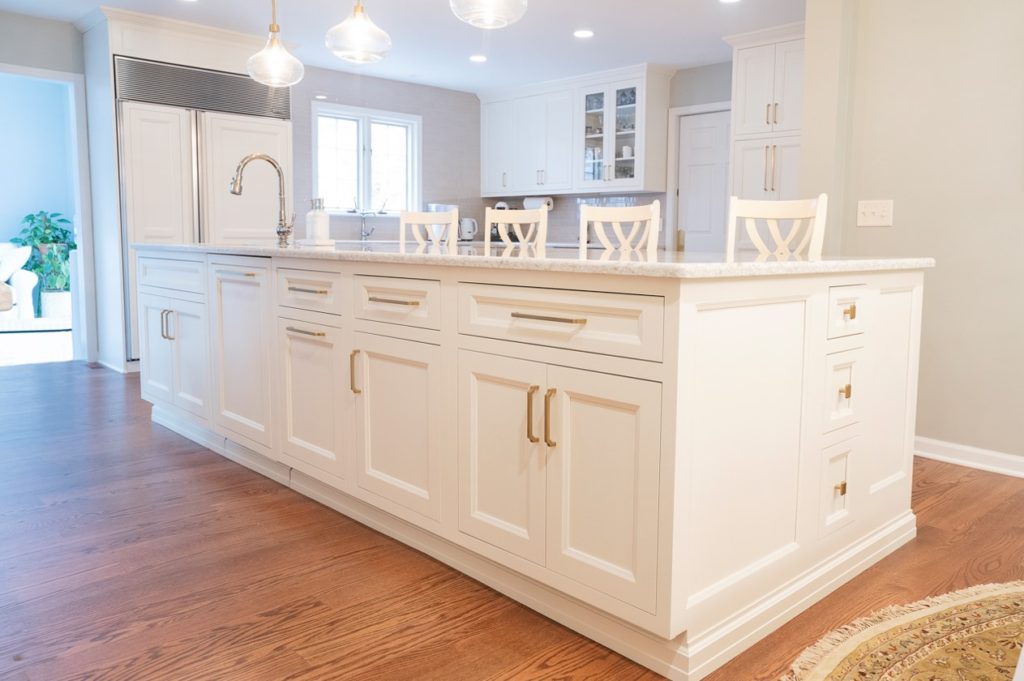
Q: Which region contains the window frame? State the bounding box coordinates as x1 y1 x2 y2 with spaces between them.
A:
311 101 423 216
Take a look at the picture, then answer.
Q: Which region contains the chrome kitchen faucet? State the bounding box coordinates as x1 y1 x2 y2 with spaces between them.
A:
229 153 294 248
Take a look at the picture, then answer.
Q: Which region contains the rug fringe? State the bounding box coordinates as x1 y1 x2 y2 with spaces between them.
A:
779 580 1024 681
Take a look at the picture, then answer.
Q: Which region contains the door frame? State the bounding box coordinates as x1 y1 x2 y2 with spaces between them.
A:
0 62 97 363
664 101 731 252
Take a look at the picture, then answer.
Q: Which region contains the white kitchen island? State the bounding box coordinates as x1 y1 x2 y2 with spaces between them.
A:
133 241 932 680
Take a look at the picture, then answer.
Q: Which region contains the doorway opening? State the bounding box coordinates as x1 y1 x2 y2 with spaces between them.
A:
0 66 94 367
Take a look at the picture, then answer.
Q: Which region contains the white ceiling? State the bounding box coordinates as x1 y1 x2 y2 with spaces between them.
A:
0 0 805 92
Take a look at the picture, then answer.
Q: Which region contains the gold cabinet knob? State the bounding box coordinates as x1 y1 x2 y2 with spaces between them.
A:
834 481 848 496
839 383 853 400
843 303 857 320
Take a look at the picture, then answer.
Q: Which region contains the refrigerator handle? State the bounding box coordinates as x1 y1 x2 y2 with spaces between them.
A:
191 110 203 244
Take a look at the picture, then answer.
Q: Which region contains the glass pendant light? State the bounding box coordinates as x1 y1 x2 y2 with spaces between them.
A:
247 0 304 87
450 0 528 29
325 1 393 65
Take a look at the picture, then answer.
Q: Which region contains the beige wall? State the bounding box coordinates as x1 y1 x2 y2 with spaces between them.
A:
0 11 83 74
804 0 1024 456
291 65 482 240
669 62 732 108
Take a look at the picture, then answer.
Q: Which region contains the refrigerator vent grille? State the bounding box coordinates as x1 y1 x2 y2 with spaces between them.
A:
114 56 290 120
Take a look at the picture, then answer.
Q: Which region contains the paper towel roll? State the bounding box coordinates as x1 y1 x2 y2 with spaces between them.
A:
523 197 554 212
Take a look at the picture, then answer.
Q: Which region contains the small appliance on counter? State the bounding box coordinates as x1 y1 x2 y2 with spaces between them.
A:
458 218 478 241
490 201 511 241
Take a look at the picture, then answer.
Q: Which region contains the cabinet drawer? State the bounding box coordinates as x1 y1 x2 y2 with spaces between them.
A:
820 437 857 536
354 275 441 330
278 268 344 316
458 283 664 361
138 256 205 294
827 284 866 339
824 347 863 433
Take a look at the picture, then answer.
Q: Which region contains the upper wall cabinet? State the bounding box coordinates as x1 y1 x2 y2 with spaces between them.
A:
481 65 672 197
729 34 805 138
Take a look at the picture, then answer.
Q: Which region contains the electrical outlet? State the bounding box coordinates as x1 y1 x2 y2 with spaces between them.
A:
857 200 894 227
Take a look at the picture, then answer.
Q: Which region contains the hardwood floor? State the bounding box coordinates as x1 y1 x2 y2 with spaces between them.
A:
1 362 1022 680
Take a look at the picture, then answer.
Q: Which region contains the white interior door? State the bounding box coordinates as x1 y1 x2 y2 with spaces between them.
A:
200 112 292 245
677 110 731 253
120 101 195 359
458 351 547 565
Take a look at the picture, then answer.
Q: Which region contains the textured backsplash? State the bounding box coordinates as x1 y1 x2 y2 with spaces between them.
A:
485 193 667 244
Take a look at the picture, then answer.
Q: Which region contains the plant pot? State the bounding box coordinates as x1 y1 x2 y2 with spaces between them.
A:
41 290 72 320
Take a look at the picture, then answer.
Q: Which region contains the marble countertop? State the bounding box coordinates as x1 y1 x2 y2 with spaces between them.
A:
133 241 935 280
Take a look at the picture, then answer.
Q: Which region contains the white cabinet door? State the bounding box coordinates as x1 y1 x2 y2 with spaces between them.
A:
731 138 773 200
513 95 547 191
121 101 196 360
169 298 209 419
771 136 803 200
543 91 574 191
607 81 642 190
732 45 776 138
481 100 515 195
138 292 174 405
577 86 610 189
209 259 274 451
458 351 547 565
200 112 292 245
278 318 347 482
773 40 805 134
352 332 443 522
545 367 661 613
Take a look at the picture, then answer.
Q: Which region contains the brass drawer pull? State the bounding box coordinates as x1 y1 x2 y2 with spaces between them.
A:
839 383 853 400
843 303 858 320
834 481 848 496
544 388 557 448
289 286 329 295
368 296 420 307
526 385 540 444
286 326 326 338
511 312 587 325
350 350 362 394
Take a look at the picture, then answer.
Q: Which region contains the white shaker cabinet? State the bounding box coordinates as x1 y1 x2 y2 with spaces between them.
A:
137 292 209 419
351 332 443 524
277 318 348 485
730 38 805 139
481 100 515 195
209 257 275 454
457 350 662 613
731 135 802 201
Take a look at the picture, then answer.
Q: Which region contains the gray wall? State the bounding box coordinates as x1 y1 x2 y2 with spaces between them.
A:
669 62 732 108
291 65 482 240
0 11 84 74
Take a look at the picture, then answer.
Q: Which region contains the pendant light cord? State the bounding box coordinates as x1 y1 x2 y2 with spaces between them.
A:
270 0 280 33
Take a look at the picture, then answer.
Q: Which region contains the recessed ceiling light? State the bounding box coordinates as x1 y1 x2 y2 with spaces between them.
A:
314 94 328 100
573 29 594 39
469 55 488 63
719 0 741 4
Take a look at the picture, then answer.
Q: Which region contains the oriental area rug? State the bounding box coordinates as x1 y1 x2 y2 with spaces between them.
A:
782 581 1024 680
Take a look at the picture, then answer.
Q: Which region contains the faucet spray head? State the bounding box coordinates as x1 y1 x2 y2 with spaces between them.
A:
229 173 244 196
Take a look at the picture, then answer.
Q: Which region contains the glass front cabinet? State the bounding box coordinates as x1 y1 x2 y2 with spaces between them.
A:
577 80 645 191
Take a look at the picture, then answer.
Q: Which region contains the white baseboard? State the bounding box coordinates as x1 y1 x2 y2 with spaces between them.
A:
916 436 1024 479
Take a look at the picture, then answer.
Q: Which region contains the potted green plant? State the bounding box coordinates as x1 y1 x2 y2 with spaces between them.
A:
11 211 77 319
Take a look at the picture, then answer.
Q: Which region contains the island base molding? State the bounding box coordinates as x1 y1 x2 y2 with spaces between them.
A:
152 405 917 681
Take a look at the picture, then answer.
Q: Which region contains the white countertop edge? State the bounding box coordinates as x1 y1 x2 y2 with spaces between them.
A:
131 243 935 280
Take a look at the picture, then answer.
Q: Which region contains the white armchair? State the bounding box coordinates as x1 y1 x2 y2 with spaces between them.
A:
0 244 38 320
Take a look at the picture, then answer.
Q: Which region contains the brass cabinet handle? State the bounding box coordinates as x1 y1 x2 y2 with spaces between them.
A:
163 310 175 341
502 171 507 188
834 481 848 496
526 385 540 443
511 312 587 325
839 383 853 400
286 326 326 337
544 388 557 448
771 145 778 192
766 102 771 125
350 350 362 394
289 286 329 295
774 102 779 125
368 296 420 307
159 309 169 340
844 303 858 320
244 272 256 277
763 145 770 193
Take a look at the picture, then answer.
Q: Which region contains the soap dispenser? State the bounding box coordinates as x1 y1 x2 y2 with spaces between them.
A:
303 198 333 246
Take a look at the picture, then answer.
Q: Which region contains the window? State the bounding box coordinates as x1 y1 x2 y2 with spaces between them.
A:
313 102 422 214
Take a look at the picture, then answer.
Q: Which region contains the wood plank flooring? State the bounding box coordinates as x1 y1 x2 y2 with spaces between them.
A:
1 362 1022 680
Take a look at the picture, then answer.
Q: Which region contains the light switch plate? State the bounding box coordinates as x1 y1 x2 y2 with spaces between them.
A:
857 200 894 227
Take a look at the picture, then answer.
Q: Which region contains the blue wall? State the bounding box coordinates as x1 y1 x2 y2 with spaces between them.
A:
0 74 76 243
